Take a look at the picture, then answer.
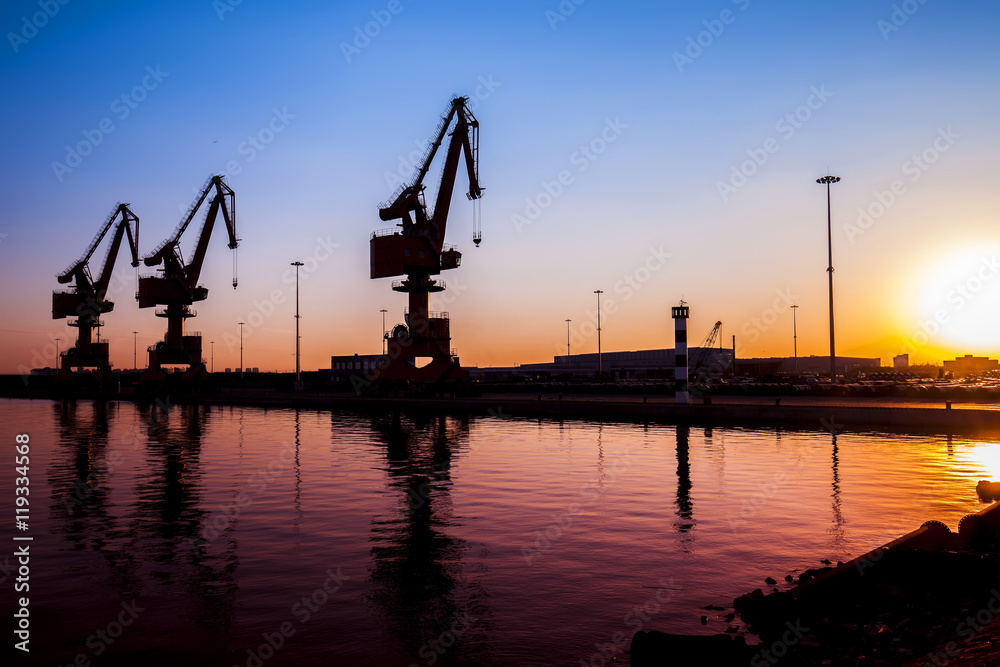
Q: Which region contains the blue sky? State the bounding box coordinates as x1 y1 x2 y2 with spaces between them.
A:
2 0 999 372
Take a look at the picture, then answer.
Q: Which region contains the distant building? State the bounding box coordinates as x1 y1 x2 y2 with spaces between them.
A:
943 355 999 377
332 353 386 380
468 347 733 381
893 354 909 369
735 355 880 376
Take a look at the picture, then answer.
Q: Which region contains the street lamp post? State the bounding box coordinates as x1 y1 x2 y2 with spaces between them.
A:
132 331 138 371
594 290 603 377
238 322 245 378
210 341 215 374
790 305 798 373
380 309 388 355
565 319 571 357
291 261 304 382
817 175 841 381
55 338 61 370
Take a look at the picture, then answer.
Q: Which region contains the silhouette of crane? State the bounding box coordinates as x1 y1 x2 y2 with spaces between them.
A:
52 203 140 378
370 97 484 384
691 320 723 381
137 175 239 380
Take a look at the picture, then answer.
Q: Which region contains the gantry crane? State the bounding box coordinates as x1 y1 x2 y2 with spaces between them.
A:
370 96 483 383
52 203 140 377
691 321 723 380
137 175 238 379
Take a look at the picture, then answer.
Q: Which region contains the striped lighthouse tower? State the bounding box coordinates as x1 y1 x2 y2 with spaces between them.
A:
672 302 690 403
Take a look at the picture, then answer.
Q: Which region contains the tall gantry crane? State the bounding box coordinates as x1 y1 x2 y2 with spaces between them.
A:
53 203 140 376
691 320 723 381
371 96 484 383
137 175 238 379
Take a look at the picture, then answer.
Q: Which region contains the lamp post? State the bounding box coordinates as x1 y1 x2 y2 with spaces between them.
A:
55 338 61 369
132 331 138 370
210 341 215 373
565 319 571 357
594 290 603 377
380 309 388 355
238 322 245 378
817 175 840 381
790 306 798 373
291 261 304 382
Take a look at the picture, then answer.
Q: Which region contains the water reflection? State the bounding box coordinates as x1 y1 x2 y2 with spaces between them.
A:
828 434 847 551
365 412 492 665
50 401 239 644
675 424 695 544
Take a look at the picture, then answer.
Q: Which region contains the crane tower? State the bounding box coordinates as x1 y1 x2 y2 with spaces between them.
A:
52 203 140 377
371 97 483 384
137 175 239 380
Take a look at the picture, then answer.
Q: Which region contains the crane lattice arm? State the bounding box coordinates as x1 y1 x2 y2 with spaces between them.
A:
378 97 483 250
691 321 723 379
143 175 239 288
57 203 140 288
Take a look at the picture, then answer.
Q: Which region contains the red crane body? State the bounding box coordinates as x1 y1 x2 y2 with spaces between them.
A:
370 97 483 383
52 203 140 375
137 175 238 378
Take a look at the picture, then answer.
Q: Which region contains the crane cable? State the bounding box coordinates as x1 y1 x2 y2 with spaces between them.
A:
472 198 482 246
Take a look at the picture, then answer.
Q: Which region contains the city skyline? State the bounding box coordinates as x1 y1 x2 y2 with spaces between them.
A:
2 1 999 374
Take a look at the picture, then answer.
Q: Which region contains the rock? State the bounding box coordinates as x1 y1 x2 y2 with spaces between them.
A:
630 630 749 666
765 577 777 585
701 615 708 625
976 480 1000 501
784 574 794 582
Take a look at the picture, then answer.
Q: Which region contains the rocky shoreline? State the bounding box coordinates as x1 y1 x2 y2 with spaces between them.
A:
631 491 1000 666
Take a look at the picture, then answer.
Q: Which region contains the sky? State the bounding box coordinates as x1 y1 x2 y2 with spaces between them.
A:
1 0 999 374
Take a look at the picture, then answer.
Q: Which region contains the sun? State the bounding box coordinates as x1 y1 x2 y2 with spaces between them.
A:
910 245 1000 353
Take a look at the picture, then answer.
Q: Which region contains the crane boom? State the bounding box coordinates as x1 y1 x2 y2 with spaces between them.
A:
368 96 485 384
57 202 140 285
52 202 140 376
144 174 238 288
691 321 723 379
137 175 239 380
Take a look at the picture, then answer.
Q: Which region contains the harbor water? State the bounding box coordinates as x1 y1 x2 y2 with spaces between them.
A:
2 398 997 666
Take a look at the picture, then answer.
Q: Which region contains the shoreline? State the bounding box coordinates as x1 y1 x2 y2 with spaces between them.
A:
4 389 1000 434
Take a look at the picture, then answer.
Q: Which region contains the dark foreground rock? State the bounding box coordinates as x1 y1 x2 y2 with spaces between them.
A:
632 498 1000 666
